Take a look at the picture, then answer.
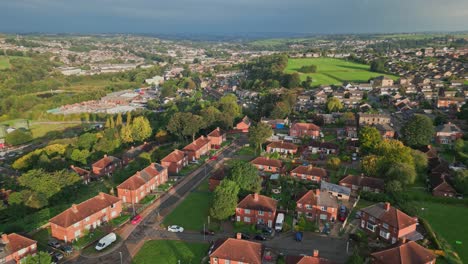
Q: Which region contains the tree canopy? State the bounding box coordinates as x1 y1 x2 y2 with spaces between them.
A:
227 160 262 193
401 114 434 148
210 180 240 220
359 126 382 154
326 97 343 113
248 122 273 154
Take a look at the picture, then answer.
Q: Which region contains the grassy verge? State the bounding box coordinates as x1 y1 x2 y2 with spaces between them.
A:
132 240 209 264
73 228 107 250
109 214 131 227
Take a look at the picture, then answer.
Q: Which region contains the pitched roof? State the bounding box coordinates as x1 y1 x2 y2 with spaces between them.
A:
237 194 277 212
321 181 351 196
92 155 121 169
267 141 299 150
238 116 251 126
208 127 224 137
297 190 339 208
361 203 417 230
418 145 438 159
49 193 120 228
161 149 186 163
339 174 384 190
183 136 211 152
292 123 320 131
118 163 166 190
210 238 262 264
430 173 457 194
0 233 36 259
251 157 283 168
436 122 462 134
285 255 334 264
291 165 327 178
70 165 90 176
371 241 436 264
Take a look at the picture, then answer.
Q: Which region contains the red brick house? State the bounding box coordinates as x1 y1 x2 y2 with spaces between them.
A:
207 127 226 148
429 173 457 198
70 165 91 183
117 163 168 204
285 251 333 264
236 193 277 228
50 192 122 242
435 122 463 145
436 97 465 110
371 240 436 264
236 116 251 133
0 233 37 263
92 155 122 176
183 136 211 161
309 141 339 155
209 168 225 191
161 149 188 175
290 165 327 183
250 157 283 173
210 236 263 264
266 141 299 155
290 123 320 138
360 202 417 244
296 190 338 222
339 174 385 193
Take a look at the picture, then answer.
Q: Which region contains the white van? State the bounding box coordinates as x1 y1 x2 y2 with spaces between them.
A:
275 213 285 232
95 232 117 251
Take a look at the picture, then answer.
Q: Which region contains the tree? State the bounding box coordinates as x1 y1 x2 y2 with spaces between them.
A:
385 180 403 193
126 111 132 125
282 73 301 88
228 160 262 193
77 133 98 150
210 180 240 220
453 169 468 195
167 112 204 141
8 192 23 205
359 126 382 154
327 157 341 170
248 123 273 154
22 251 52 264
115 113 123 127
120 125 134 143
376 139 414 172
23 190 48 209
361 155 379 176
131 116 152 142
270 102 290 119
18 169 81 199
200 106 222 128
185 79 197 90
370 59 386 73
326 97 343 113
218 94 241 119
105 117 111 129
183 114 205 141
411 149 428 174
346 250 364 264
5 129 33 146
385 162 417 185
70 149 90 165
401 114 435 148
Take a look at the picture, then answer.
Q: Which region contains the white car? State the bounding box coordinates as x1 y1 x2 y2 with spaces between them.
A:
167 225 184 232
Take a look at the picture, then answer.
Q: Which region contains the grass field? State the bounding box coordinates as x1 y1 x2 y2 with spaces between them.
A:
0 56 10 69
416 202 468 263
163 179 216 231
284 58 398 86
133 240 209 264
30 123 81 139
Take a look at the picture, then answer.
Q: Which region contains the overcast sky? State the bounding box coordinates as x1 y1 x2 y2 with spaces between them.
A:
1 0 467 35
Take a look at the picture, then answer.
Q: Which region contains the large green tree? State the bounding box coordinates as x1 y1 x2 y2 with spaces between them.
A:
385 162 417 185
228 160 262 193
18 169 81 199
326 97 343 113
5 129 33 146
210 180 240 220
22 251 51 264
248 122 273 154
77 132 98 150
70 149 90 165
131 116 153 142
359 126 382 154
401 114 434 148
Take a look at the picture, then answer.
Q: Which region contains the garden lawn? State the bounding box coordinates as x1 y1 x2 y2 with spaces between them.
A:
416 202 468 263
284 58 398 86
132 240 209 264
163 179 214 231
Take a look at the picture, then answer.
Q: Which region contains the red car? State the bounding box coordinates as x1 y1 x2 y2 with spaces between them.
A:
131 215 142 225
209 156 218 161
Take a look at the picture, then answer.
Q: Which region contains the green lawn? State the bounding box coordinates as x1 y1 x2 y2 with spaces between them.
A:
0 56 11 69
163 179 215 231
284 58 398 86
416 202 468 263
133 240 209 264
30 123 81 139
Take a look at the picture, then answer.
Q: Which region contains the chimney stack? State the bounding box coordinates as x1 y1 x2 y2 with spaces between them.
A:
71 204 78 213
313 250 319 257
99 192 106 199
315 189 320 196
253 193 259 201
1 234 9 244
384 202 391 211
236 233 242 240
70 165 75 169
104 154 108 158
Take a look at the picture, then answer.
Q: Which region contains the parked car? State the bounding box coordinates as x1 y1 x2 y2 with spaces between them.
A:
209 155 218 161
275 213 285 232
254 234 267 241
131 215 142 225
60 245 73 254
53 252 64 260
295 231 303 242
201 230 215 236
255 224 273 235
167 225 184 233
95 233 117 251
48 239 61 249
351 153 358 161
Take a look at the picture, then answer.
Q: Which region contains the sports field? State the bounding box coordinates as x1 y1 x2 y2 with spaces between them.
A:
285 58 398 86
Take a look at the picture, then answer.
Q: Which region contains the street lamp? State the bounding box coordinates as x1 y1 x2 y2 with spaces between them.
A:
119 251 123 264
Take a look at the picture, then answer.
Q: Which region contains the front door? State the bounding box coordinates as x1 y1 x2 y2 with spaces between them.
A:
268 220 272 228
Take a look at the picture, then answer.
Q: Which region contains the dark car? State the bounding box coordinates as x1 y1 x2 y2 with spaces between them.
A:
53 252 64 260
254 234 267 241
201 230 215 236
60 245 73 254
295 231 303 242
255 224 273 235
339 205 347 222
48 239 61 249
236 233 250 240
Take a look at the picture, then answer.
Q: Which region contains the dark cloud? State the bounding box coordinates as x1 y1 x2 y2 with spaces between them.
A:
1 0 467 34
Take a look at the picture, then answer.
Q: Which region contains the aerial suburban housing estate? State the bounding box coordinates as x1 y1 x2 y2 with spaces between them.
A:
290 165 328 182
250 157 283 173
183 136 212 161
50 193 122 242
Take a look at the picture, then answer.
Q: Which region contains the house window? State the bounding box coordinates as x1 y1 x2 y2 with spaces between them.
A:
366 222 377 232
212 258 218 264
305 204 312 210
31 244 36 250
225 260 231 264
245 209 251 214
18 248 26 255
258 211 264 216
244 217 251 223
111 204 115 208
73 222 80 228
85 217 90 222
369 216 375 222
306 212 313 218
382 223 389 229
111 211 117 218
380 230 390 239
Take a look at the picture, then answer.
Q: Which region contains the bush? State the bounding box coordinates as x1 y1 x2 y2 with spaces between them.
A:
297 65 317 73
5 129 33 146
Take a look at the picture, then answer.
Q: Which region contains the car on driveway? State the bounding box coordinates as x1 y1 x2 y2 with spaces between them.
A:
254 234 267 241
167 225 184 232
339 205 347 221
256 224 273 235
53 252 64 260
131 215 142 225
60 245 73 254
48 239 61 249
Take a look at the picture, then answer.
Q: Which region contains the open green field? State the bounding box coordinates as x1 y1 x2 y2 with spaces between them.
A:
285 58 398 86
30 123 81 139
163 179 215 231
133 240 209 264
0 56 10 69
416 202 468 263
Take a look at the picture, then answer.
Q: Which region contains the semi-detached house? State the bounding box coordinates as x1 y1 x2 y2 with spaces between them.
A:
50 192 122 242
236 193 277 228
161 149 188 175
0 233 37 264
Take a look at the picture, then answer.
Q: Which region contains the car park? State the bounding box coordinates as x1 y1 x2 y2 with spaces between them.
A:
131 214 142 225
167 225 184 232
